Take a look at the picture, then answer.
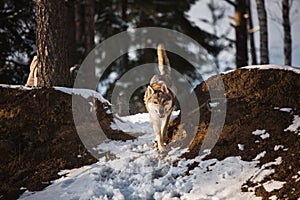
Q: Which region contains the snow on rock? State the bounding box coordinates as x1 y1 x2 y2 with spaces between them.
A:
243 65 300 74
274 145 284 151
278 108 293 113
260 133 270 139
269 195 277 200
0 84 110 104
252 130 266 136
222 64 300 75
284 115 300 135
54 87 110 104
238 144 244 151
263 180 286 192
274 107 294 114
0 84 33 90
292 172 300 182
252 130 270 139
253 151 266 161
250 157 282 183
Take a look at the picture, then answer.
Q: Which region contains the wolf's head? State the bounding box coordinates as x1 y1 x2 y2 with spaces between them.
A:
144 83 174 118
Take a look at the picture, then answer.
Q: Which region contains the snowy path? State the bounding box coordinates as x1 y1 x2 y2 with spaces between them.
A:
19 113 267 200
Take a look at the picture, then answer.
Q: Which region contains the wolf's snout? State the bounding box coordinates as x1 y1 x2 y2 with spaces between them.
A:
159 107 165 118
159 107 165 114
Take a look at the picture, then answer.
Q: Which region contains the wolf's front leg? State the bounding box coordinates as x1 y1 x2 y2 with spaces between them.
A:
152 119 164 151
161 112 171 145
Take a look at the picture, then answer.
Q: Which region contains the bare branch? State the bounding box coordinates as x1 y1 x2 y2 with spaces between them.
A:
224 0 236 7
230 23 236 28
248 26 260 33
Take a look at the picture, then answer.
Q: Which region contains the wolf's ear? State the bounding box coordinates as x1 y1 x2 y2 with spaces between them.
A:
146 86 154 95
161 83 169 94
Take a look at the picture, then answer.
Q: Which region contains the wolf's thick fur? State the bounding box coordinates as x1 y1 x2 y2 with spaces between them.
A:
144 44 175 151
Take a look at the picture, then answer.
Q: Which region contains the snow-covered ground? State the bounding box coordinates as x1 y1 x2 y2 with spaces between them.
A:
18 112 287 200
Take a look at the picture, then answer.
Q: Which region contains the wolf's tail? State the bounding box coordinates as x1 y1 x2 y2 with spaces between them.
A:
157 44 171 76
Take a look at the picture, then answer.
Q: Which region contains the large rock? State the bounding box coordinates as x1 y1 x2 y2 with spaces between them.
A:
182 68 300 199
0 87 133 199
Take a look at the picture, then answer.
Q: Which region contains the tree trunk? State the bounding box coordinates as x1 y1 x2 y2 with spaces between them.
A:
75 1 84 47
121 0 129 71
36 0 72 87
235 0 248 68
282 0 292 66
84 0 95 56
246 0 257 65
256 0 269 64
66 0 78 65
77 0 97 90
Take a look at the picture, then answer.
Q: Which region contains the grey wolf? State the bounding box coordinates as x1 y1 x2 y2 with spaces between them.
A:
144 44 175 151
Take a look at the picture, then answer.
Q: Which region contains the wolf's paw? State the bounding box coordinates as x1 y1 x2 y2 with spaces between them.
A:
151 141 158 148
151 141 168 152
157 143 166 152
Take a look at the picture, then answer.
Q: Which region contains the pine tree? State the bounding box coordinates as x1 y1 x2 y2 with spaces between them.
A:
282 0 292 65
36 0 74 87
256 0 269 64
225 0 248 68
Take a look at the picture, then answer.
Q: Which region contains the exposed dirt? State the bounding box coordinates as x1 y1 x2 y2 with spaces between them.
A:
0 68 299 200
180 68 300 199
0 88 133 199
